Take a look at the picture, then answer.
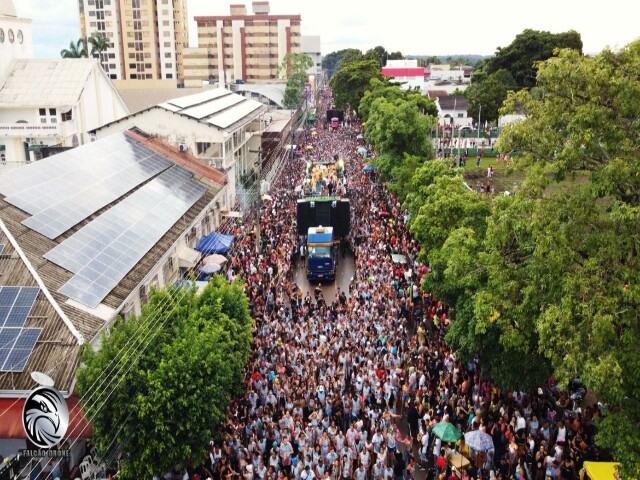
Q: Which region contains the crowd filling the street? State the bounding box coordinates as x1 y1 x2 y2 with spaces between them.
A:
184 88 603 480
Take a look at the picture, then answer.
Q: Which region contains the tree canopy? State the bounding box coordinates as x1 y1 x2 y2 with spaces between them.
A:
60 38 88 58
486 29 583 89
400 41 640 476
355 77 437 202
329 59 385 112
76 277 253 479
321 48 363 78
495 42 640 475
464 68 518 124
281 53 314 109
88 33 110 57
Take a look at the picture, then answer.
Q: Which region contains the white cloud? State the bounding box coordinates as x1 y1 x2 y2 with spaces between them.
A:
20 0 640 60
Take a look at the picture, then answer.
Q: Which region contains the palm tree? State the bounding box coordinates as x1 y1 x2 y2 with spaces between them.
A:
60 38 88 58
88 33 110 59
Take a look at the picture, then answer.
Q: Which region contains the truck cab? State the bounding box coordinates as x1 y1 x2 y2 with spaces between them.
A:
306 226 337 281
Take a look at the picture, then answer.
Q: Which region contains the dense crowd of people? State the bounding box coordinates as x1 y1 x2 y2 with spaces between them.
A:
185 89 604 480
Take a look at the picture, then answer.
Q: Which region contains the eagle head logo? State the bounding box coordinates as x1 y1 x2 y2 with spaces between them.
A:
22 387 69 448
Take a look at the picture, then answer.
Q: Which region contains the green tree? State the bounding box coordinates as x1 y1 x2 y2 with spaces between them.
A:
340 48 364 66
496 42 640 475
329 59 384 112
281 53 313 109
465 68 518 124
364 46 388 67
487 29 583 89
365 95 435 179
321 48 362 78
358 78 403 122
76 277 253 478
60 38 88 58
88 32 110 64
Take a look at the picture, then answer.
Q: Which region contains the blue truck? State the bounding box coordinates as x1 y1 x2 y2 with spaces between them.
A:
306 226 338 281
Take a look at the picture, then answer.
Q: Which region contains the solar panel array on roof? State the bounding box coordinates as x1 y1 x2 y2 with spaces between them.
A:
46 165 207 308
208 99 262 129
0 286 41 372
166 88 228 109
0 134 173 239
181 94 244 120
0 328 42 372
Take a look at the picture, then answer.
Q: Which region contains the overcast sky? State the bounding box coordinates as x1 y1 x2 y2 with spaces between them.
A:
18 0 640 60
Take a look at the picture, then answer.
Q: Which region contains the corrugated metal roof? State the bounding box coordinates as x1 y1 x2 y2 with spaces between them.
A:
0 59 98 107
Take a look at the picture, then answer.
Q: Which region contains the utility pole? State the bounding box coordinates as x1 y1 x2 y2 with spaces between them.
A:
477 104 482 153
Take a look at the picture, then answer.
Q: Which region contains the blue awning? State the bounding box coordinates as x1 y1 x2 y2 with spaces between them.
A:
195 231 235 254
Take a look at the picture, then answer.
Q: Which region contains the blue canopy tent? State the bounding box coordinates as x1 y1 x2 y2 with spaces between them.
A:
195 231 235 254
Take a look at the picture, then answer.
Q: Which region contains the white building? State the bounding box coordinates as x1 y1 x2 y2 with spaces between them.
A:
382 59 427 90
302 35 322 76
430 93 472 127
0 0 33 80
0 59 129 167
94 88 268 207
429 64 472 83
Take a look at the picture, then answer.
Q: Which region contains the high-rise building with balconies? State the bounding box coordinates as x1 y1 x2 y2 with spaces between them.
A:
79 0 189 84
183 2 301 88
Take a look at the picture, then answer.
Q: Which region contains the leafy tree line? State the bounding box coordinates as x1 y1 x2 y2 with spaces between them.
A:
402 43 639 477
321 46 403 79
76 277 253 478
465 29 583 125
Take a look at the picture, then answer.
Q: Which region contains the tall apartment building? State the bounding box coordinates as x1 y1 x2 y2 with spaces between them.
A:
183 2 301 88
79 0 189 84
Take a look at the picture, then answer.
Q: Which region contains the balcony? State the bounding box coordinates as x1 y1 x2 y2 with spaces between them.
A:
0 123 60 139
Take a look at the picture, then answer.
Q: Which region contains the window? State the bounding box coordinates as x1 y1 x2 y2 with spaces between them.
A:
164 52 172 58
0 154 5 163
61 110 73 122
163 20 170 26
164 41 171 47
163 31 170 37
165 62 172 68
166 73 173 79
39 108 46 116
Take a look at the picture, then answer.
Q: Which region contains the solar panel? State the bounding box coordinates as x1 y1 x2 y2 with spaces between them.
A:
0 327 42 372
207 99 262 129
3 134 173 239
166 88 228 109
181 94 244 120
47 166 206 308
0 286 39 328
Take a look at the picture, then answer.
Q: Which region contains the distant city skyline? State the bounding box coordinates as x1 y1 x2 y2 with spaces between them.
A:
17 0 640 62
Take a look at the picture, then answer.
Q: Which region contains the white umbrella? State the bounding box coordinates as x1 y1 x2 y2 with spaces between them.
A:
199 263 221 274
203 254 227 265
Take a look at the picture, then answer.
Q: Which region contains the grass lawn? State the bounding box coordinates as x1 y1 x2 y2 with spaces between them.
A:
462 157 589 195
